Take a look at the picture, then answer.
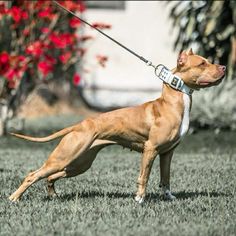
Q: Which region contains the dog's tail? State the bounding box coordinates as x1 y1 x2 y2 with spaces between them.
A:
10 126 75 142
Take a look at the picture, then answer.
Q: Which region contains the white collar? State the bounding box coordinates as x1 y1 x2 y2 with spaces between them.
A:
155 64 194 96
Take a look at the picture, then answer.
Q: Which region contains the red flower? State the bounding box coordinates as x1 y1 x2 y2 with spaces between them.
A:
35 0 51 8
38 7 55 20
26 41 44 58
38 8 50 18
69 18 81 28
61 1 86 12
0 2 8 15
49 32 74 49
80 35 93 42
41 27 50 34
0 52 9 64
7 80 16 89
78 1 86 13
3 56 28 89
10 6 21 23
2 55 28 85
61 1 78 11
10 6 28 23
23 28 30 36
92 22 111 30
45 54 56 65
5 68 18 81
22 11 28 20
59 51 71 64
49 33 63 48
18 55 27 62
38 60 54 77
73 73 81 86
96 55 108 67
0 52 10 74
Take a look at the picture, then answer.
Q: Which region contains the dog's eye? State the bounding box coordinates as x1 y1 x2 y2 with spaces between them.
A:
199 61 207 67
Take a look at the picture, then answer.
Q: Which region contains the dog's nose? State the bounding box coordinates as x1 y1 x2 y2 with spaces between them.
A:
219 65 226 72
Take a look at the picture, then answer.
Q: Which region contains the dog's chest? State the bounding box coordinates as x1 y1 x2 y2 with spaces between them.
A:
179 93 190 137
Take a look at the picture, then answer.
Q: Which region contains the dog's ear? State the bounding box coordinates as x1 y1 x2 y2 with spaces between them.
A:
177 51 188 67
187 48 194 55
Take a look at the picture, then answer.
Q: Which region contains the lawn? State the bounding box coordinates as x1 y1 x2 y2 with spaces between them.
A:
0 115 236 236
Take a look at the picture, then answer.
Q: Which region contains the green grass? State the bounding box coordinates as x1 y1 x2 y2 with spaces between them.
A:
0 117 236 235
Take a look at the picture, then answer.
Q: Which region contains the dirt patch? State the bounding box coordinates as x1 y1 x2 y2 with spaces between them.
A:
17 88 99 119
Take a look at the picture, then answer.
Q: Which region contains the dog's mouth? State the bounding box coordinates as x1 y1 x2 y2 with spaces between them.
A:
199 81 210 86
198 74 225 87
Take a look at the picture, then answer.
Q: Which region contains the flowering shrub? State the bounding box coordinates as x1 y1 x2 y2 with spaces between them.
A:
0 0 88 91
0 0 111 134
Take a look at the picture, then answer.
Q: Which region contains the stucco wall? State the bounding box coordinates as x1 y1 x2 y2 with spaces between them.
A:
80 1 178 109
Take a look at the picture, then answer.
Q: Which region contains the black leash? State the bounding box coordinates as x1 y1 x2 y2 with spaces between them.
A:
53 0 156 69
52 1 194 95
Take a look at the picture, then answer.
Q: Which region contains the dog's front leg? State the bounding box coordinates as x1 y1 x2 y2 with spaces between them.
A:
159 149 176 200
135 141 157 204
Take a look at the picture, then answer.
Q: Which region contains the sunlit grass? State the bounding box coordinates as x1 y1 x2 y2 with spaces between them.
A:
0 124 235 235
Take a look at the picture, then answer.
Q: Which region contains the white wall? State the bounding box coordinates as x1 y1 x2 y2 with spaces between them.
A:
80 1 178 109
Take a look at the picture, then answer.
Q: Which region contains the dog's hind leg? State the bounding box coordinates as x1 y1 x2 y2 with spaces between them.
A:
9 164 61 202
46 139 116 197
9 130 96 202
46 171 67 197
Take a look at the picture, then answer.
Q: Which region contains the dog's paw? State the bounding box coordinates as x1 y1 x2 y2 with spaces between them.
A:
163 190 176 201
47 190 58 198
9 194 20 202
134 195 145 204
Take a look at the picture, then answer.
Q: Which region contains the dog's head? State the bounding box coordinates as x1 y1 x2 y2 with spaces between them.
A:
176 49 226 90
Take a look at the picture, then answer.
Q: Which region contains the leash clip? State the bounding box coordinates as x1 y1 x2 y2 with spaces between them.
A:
146 60 156 69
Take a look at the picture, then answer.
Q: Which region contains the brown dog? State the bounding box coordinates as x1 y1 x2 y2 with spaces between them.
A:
9 49 226 203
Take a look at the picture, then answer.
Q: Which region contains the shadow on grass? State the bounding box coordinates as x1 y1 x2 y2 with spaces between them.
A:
0 168 13 172
42 190 231 202
174 190 231 200
43 191 134 202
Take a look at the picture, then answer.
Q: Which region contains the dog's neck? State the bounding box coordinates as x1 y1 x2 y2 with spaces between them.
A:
160 70 192 138
161 83 186 103
160 68 192 128
161 67 192 103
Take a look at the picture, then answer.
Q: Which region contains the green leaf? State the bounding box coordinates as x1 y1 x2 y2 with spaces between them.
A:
216 26 235 41
186 16 195 38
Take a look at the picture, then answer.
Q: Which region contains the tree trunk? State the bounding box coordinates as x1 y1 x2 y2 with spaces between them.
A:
0 102 8 136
